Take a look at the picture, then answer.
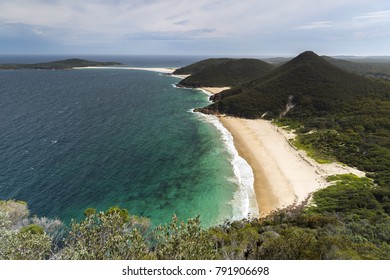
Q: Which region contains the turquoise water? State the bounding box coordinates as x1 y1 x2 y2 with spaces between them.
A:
0 65 240 227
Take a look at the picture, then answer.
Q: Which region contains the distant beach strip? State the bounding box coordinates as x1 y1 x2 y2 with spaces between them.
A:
73 66 176 73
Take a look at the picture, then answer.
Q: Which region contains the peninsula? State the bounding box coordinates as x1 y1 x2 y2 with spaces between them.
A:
0 58 121 70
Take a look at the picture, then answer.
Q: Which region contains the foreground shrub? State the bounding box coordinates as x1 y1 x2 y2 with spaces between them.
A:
57 207 152 260
154 215 218 260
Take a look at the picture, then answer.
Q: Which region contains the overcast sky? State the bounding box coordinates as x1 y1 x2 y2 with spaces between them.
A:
1 0 390 56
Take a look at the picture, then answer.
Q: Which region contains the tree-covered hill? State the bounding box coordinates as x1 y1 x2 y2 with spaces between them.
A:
201 51 389 118
174 58 275 87
0 59 121 70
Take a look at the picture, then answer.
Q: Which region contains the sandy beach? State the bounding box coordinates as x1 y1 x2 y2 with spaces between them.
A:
201 87 231 95
219 116 365 217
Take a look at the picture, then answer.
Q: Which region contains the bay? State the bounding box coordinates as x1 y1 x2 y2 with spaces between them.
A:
0 61 239 227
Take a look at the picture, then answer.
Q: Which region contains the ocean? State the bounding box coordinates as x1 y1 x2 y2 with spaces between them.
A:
0 55 255 227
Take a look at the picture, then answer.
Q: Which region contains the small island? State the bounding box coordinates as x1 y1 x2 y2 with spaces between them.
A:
0 58 121 70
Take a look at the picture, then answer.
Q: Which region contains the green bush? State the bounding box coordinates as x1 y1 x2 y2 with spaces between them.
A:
19 224 44 235
58 208 152 260
154 215 218 260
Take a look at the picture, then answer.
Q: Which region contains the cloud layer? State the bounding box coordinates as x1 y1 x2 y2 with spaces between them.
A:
1 0 389 55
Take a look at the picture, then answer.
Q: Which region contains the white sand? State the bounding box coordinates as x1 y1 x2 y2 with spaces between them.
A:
219 117 365 217
200 87 231 95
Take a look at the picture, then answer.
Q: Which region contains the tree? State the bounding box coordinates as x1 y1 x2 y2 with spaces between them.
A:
154 215 218 260
58 207 152 260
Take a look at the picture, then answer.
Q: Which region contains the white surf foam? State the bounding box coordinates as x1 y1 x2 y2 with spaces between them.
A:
191 108 258 220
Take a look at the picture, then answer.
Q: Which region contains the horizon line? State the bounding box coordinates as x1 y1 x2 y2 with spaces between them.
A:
1 52 390 58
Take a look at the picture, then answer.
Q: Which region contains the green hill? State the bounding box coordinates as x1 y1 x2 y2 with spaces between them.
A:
0 58 121 70
175 58 275 87
201 51 389 118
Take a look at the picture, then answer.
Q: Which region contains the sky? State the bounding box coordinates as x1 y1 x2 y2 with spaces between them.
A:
1 0 390 56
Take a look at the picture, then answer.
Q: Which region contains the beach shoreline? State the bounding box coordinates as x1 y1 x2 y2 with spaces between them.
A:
218 116 365 217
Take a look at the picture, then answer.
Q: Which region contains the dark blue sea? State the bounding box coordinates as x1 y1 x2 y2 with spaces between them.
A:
0 55 254 227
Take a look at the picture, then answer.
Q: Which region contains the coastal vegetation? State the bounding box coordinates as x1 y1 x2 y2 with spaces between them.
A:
0 58 121 70
1 193 389 259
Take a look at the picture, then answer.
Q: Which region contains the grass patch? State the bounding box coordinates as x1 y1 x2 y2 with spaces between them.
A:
308 174 384 220
273 118 302 130
273 118 334 164
292 135 334 164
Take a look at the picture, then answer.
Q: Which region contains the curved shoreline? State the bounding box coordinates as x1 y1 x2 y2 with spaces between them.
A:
80 67 366 219
77 67 366 219
73 66 258 220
